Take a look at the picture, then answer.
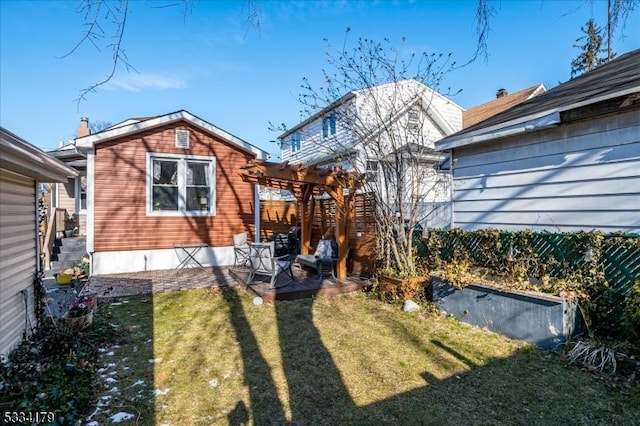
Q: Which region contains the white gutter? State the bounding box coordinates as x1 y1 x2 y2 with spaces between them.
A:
436 85 640 151
436 112 561 151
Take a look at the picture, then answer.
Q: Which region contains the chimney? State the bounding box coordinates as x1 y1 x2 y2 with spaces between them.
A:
77 117 90 138
496 88 508 98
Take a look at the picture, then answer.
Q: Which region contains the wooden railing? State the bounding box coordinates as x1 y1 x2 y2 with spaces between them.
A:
42 208 66 270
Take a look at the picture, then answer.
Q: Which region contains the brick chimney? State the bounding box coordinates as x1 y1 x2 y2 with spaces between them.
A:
496 88 508 98
77 117 90 137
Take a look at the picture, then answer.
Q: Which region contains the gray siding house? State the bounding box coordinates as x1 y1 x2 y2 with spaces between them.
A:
1 127 77 357
435 49 640 233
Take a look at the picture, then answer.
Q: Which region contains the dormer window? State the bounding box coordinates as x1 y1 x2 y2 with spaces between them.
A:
176 129 190 149
322 113 336 138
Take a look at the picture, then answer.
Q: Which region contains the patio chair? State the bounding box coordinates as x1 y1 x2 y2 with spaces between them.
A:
296 239 340 281
233 232 250 269
247 241 294 289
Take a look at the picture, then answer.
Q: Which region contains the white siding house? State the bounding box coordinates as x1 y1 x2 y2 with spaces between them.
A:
279 79 464 228
435 49 640 233
0 127 77 358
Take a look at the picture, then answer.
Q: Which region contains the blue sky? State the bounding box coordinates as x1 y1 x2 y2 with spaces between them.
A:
1 0 638 158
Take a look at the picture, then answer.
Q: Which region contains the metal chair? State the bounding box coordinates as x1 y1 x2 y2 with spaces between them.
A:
247 241 294 289
233 232 250 269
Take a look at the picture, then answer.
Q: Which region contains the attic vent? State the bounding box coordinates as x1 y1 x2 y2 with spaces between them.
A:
176 129 190 149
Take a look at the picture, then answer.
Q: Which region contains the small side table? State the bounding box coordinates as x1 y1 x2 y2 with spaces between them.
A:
175 244 208 269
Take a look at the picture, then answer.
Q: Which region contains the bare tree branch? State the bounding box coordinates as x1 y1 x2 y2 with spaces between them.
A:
65 0 259 110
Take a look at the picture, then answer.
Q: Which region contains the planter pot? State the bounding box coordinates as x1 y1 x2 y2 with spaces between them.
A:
431 278 582 350
55 273 72 285
64 311 93 331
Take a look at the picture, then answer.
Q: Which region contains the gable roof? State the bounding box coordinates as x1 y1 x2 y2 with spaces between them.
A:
278 79 463 140
1 127 78 182
74 110 269 160
462 84 545 128
436 49 640 151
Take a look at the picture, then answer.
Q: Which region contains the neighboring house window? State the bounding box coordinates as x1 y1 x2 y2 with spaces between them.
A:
176 129 190 149
365 160 378 182
322 113 336 138
148 153 216 216
75 173 87 212
408 109 420 130
291 132 302 152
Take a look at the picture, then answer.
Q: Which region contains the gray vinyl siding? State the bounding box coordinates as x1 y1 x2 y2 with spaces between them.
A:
0 169 37 357
451 109 640 233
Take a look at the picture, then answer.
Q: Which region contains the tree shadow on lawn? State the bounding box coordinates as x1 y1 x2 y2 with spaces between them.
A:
213 270 640 425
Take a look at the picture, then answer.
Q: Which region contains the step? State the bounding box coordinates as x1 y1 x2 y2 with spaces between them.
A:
50 260 81 271
58 237 87 251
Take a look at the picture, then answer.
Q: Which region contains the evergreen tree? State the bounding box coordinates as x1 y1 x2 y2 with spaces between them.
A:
570 19 611 78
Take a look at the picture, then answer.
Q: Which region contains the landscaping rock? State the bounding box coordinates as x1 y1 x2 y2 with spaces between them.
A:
403 300 420 312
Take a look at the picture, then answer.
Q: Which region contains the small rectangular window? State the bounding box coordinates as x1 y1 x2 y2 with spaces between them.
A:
364 160 378 182
408 109 419 130
322 113 336 138
291 132 302 152
176 129 190 149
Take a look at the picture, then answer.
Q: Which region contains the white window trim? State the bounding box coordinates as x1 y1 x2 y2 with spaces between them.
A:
146 152 216 217
75 173 87 214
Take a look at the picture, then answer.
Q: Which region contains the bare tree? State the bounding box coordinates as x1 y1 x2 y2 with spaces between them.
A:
473 0 638 62
89 120 114 134
295 33 457 276
63 0 260 109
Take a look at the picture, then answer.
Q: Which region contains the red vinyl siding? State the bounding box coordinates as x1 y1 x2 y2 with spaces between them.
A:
93 122 255 251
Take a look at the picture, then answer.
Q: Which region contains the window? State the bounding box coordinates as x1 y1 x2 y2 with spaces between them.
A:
290 132 302 152
175 129 190 149
322 112 336 138
75 173 87 212
408 108 419 130
148 154 215 216
364 160 378 183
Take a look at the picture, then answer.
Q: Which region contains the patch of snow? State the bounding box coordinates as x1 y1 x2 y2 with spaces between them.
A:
403 300 420 312
209 378 219 388
105 352 115 356
130 380 145 387
110 412 134 423
149 358 162 364
104 377 117 384
86 422 99 426
108 386 120 393
548 324 559 336
154 388 171 396
107 362 117 367
100 395 113 401
110 302 123 306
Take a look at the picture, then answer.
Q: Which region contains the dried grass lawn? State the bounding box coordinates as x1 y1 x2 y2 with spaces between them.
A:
88 287 639 425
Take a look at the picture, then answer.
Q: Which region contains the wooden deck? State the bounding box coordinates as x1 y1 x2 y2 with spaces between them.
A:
229 264 370 303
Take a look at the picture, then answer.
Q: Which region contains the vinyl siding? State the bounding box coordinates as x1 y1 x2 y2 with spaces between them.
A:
451 108 640 232
93 122 256 252
0 169 36 357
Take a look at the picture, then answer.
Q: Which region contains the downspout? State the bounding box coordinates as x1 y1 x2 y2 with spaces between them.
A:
449 149 455 230
254 184 261 243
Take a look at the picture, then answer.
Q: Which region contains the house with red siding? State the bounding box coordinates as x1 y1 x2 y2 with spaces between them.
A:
55 110 269 275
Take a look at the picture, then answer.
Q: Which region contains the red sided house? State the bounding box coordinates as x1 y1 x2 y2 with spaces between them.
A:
53 110 269 275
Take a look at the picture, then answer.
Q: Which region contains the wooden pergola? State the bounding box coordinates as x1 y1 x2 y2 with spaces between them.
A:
239 160 362 280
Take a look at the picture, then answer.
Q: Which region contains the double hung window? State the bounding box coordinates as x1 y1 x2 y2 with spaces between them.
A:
322 112 336 138
291 132 302 152
148 154 216 215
